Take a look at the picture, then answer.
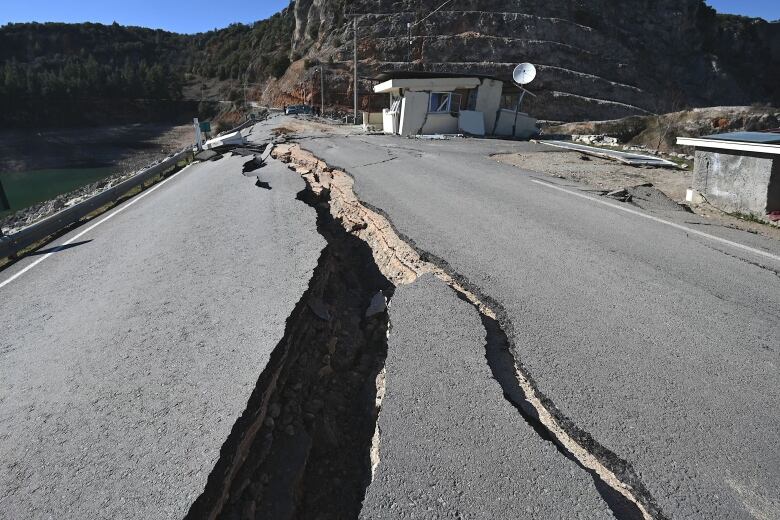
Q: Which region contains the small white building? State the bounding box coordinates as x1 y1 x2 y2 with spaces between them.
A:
373 72 538 139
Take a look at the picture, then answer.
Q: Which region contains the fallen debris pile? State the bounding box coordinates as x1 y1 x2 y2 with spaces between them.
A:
605 184 692 213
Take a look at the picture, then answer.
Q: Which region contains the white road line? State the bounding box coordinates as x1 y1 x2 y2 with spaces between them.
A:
0 164 194 290
529 178 780 264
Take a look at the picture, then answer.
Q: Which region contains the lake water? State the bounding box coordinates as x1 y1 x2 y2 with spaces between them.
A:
0 167 115 218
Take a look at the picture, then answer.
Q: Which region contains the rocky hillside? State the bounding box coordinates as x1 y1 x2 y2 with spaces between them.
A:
279 0 779 121
2 1 777 126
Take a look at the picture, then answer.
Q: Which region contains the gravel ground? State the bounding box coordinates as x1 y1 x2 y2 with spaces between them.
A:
493 150 780 240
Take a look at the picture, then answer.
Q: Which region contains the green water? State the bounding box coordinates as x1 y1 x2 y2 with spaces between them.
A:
0 167 115 218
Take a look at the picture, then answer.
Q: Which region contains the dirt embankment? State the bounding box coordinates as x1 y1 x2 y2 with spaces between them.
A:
0 124 194 233
493 151 780 240
544 106 780 153
0 123 194 174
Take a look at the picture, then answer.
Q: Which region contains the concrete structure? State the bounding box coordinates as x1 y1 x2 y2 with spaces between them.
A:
373 72 537 139
678 132 780 217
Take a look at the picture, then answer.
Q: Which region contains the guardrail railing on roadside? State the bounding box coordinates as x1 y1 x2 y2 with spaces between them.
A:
0 148 194 260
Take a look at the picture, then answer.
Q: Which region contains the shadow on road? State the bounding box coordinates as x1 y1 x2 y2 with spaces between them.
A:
29 240 93 256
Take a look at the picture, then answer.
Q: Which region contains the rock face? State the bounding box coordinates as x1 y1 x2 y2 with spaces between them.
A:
284 0 779 121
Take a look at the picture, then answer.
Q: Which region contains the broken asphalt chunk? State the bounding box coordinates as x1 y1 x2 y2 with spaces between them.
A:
365 292 387 318
194 149 221 162
308 298 331 321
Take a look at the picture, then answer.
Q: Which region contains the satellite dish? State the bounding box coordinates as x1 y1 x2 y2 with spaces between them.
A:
512 63 537 86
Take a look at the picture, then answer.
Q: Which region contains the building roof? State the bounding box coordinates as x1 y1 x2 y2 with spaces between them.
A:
700 131 780 144
373 70 506 83
677 131 780 155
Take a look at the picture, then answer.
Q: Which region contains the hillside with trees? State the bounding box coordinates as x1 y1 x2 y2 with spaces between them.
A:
0 7 294 128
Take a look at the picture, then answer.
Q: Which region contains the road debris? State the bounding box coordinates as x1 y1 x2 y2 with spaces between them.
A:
365 291 387 317
538 139 681 168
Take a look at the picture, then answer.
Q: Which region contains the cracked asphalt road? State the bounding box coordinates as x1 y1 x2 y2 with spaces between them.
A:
0 124 324 518
362 274 614 519
297 124 780 519
2 115 779 519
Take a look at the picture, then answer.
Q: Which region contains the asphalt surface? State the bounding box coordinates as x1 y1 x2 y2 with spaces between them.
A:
300 129 780 519
0 125 324 518
361 274 613 519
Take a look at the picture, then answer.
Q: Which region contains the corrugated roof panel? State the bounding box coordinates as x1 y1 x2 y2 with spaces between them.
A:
702 132 780 144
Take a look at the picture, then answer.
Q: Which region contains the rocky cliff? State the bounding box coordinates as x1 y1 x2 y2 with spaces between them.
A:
277 0 779 121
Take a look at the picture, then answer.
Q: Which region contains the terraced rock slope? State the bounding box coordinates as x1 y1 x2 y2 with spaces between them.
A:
275 0 779 121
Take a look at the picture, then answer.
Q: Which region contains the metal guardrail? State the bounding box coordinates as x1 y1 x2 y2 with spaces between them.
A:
0 148 193 259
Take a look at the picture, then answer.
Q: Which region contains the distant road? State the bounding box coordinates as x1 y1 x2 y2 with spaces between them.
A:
0 124 324 519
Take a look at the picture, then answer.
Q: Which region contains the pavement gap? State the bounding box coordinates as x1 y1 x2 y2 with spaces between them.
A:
275 142 668 520
185 180 394 520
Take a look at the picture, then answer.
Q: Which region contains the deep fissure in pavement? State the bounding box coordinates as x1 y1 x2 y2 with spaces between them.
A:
186 185 393 519
478 309 644 520
274 143 667 520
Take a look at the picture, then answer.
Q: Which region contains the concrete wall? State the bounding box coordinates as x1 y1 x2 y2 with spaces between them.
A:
475 78 503 133
362 111 384 126
383 109 397 134
399 91 430 136
494 110 539 140
421 113 459 134
694 149 778 215
767 160 780 213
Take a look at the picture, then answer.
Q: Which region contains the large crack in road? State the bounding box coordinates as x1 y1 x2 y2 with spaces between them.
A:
186 157 394 520
187 140 665 519
270 143 666 519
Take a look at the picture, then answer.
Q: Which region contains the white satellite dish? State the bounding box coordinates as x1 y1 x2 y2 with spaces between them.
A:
512 63 537 86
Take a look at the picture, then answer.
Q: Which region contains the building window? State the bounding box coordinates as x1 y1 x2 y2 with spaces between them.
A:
429 92 462 113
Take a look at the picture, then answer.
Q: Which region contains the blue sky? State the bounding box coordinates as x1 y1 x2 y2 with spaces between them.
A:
707 0 779 20
0 0 777 34
0 0 291 33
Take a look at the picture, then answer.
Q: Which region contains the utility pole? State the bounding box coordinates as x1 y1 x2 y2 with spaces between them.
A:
407 0 454 66
320 66 325 117
407 22 412 63
353 17 358 123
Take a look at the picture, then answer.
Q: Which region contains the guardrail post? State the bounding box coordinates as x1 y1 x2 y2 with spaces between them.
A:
0 177 10 213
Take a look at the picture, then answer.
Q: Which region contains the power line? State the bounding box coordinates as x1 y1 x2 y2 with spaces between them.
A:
409 0 455 28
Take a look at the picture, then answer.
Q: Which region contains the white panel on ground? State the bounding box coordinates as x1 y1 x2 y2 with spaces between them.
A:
205 131 245 149
458 111 486 136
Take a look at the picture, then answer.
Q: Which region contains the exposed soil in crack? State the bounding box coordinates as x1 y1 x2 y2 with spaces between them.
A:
185 179 393 519
273 142 667 520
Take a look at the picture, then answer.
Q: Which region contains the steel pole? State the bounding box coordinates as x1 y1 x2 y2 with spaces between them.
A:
407 22 411 63
320 66 325 116
353 17 358 123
